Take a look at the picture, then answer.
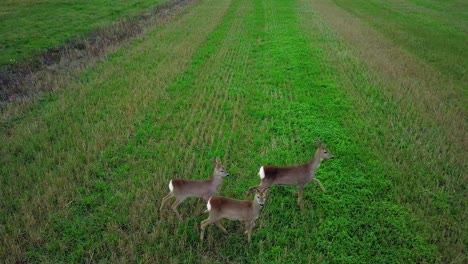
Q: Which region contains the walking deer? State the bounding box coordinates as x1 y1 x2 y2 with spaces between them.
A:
160 157 229 220
200 187 269 243
246 139 333 208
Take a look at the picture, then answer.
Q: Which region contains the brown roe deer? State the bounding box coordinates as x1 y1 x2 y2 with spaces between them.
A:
160 157 229 220
200 188 269 243
247 139 333 208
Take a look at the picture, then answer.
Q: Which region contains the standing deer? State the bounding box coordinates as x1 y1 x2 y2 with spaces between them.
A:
200 187 269 243
160 157 229 220
246 139 333 208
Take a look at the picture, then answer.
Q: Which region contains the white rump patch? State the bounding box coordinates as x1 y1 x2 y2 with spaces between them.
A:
259 166 265 179
169 180 173 192
207 197 212 211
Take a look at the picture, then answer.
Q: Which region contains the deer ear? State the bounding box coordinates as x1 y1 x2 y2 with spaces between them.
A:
246 187 256 199
316 139 322 147
262 188 269 196
215 157 221 165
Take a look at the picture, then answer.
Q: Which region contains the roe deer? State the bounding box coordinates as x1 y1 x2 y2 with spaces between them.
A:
246 139 333 208
160 157 229 220
200 188 269 243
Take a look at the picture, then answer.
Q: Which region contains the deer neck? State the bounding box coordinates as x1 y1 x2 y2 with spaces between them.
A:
251 199 262 217
210 174 223 187
308 148 322 174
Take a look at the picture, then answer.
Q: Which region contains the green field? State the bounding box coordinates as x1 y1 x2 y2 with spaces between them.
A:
0 0 168 66
333 0 468 82
1 0 466 262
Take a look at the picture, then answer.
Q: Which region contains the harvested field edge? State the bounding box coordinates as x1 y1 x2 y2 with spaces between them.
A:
0 0 196 109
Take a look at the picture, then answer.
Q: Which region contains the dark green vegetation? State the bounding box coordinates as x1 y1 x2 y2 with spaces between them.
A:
1 0 465 262
0 0 168 66
333 0 467 82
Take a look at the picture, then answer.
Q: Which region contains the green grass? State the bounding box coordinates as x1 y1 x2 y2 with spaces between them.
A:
0 0 464 262
0 0 168 66
308 1 466 262
332 0 468 82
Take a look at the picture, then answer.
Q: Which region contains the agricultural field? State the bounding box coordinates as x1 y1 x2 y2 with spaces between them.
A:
0 0 169 66
0 0 466 262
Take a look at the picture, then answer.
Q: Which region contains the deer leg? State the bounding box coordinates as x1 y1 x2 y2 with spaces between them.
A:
244 221 249 234
245 221 254 243
244 221 256 234
215 221 228 234
171 197 185 221
159 192 174 211
312 178 327 193
200 216 218 241
297 184 304 209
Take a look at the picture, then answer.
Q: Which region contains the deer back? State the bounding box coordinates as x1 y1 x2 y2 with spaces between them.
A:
171 178 217 198
169 157 229 199
260 164 312 185
208 197 256 221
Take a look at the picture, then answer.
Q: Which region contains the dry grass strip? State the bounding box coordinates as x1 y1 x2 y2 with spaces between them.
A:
0 0 196 111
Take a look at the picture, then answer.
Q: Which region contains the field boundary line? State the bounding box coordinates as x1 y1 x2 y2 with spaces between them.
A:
0 0 197 111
